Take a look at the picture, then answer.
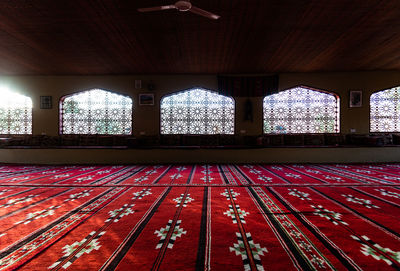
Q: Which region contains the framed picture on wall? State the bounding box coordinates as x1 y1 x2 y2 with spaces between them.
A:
349 90 362 107
40 96 52 109
139 93 154 106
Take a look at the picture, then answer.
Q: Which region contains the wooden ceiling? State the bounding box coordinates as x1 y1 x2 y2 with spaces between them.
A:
0 0 400 75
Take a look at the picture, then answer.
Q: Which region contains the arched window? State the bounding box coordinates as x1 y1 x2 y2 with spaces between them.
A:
370 86 400 132
160 88 235 134
60 88 132 135
0 88 32 134
263 86 340 134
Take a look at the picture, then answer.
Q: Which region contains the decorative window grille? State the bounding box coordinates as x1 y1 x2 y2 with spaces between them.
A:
263 86 340 134
0 89 32 134
160 88 235 134
370 86 400 132
60 88 132 135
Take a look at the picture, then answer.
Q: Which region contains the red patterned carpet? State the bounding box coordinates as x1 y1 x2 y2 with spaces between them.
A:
0 163 399 270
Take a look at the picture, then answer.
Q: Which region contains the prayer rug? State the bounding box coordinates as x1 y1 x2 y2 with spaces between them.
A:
0 163 399 270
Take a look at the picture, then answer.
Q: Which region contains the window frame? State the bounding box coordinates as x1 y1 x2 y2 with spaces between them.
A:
262 85 340 134
369 85 400 133
159 87 236 135
0 90 32 135
59 88 133 135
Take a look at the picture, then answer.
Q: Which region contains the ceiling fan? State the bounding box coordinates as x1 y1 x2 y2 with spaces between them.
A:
138 1 220 20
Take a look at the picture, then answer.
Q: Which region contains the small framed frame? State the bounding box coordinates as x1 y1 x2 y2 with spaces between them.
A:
349 90 362 107
40 96 52 109
139 93 154 106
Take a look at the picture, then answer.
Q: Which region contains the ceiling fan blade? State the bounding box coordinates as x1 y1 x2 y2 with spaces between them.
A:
138 5 176 12
190 6 220 20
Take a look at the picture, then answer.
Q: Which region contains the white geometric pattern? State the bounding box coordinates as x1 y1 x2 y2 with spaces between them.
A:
342 194 380 209
263 86 340 134
106 204 135 223
0 88 32 135
375 189 400 199
221 189 240 200
64 190 92 202
60 88 132 135
132 188 152 199
311 205 348 226
351 235 400 266
370 86 400 132
160 88 235 135
288 189 311 200
0 194 36 208
15 205 61 225
48 231 104 269
230 232 267 271
173 194 194 207
224 205 249 224
155 220 187 249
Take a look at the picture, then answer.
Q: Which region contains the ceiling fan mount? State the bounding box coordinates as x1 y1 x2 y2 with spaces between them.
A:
175 1 192 12
138 0 220 20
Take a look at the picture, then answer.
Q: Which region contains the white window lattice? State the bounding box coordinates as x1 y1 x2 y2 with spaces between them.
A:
160 88 235 134
370 86 400 132
0 88 32 134
263 86 340 134
60 89 132 135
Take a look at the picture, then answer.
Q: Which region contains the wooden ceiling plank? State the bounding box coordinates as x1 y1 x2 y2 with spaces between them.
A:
0 0 400 74
305 1 397 72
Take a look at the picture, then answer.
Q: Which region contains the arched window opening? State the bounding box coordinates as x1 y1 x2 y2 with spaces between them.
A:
60 88 132 135
0 88 32 134
263 86 340 134
370 86 400 132
160 88 235 134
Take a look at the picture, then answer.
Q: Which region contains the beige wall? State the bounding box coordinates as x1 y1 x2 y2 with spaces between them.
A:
1 71 400 136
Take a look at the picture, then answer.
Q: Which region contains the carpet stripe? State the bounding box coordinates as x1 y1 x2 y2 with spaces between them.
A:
268 187 362 271
150 165 195 270
316 165 394 184
219 167 261 270
258 165 293 184
349 187 400 208
195 187 209 271
311 187 400 240
234 165 337 270
99 187 172 271
0 188 71 222
0 187 125 270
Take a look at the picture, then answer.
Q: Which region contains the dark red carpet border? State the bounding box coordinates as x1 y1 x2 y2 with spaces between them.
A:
0 163 399 270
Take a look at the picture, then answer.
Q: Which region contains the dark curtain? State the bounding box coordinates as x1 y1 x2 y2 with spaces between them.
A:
217 75 279 97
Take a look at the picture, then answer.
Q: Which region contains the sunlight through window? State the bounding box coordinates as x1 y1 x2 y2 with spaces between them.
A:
160 88 235 134
370 86 400 132
0 87 32 134
263 86 339 134
60 89 132 135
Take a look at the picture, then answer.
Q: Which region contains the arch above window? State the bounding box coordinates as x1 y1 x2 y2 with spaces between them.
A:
160 88 235 135
0 88 32 135
263 86 340 134
370 86 400 132
60 88 132 135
